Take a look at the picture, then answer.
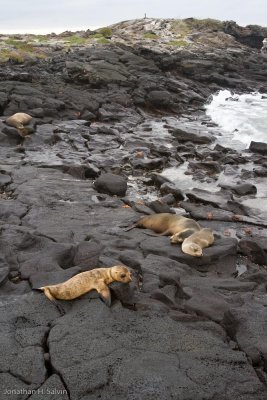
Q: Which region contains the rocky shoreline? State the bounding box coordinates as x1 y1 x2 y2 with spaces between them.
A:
0 18 267 400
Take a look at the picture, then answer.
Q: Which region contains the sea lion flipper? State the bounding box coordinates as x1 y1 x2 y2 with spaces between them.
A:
41 287 57 303
124 224 137 232
96 284 111 307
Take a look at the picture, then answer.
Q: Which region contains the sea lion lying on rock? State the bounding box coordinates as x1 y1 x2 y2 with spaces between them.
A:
5 112 33 136
181 228 214 257
126 213 201 240
39 265 132 307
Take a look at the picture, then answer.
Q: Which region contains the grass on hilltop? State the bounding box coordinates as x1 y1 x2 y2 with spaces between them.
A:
143 32 159 39
167 39 188 47
171 18 223 38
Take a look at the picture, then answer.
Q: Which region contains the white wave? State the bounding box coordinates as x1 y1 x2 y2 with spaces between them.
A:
205 90 267 148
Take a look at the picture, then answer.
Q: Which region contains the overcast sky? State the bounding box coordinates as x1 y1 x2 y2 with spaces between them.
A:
1 0 266 34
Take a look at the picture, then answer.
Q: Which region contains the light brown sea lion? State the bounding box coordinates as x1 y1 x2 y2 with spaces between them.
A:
181 228 214 257
126 213 200 240
5 112 32 136
39 265 132 307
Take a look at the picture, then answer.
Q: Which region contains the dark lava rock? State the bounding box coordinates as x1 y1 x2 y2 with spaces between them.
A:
94 173 127 196
131 157 165 170
189 160 222 174
0 173 11 188
28 374 69 400
238 238 267 265
139 235 238 271
223 299 267 369
171 127 214 144
147 200 175 214
159 182 185 201
0 266 9 286
220 182 257 196
249 141 267 155
150 173 172 187
47 300 266 400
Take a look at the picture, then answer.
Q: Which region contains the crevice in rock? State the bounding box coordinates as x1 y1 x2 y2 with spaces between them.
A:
43 324 71 399
221 316 267 388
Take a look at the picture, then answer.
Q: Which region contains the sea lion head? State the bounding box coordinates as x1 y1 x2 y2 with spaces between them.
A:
183 243 203 257
170 233 183 244
110 265 132 283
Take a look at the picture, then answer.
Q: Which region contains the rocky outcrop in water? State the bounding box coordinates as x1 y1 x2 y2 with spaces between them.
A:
0 18 267 400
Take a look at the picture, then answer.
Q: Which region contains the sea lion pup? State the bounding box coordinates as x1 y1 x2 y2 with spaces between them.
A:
39 265 132 307
5 112 32 136
181 228 214 257
126 213 200 239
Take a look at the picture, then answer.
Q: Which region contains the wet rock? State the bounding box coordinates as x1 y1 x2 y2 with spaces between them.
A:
190 160 222 174
159 182 185 201
94 173 127 196
147 199 174 214
249 141 267 155
220 182 257 196
170 126 214 144
160 193 176 205
131 157 165 170
185 188 231 209
150 173 172 187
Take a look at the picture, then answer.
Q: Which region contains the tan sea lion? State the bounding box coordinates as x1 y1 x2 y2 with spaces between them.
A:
39 265 132 307
5 112 32 136
181 228 214 257
126 213 200 240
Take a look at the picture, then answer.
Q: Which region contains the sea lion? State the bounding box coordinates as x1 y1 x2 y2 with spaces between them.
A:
181 228 214 257
39 265 132 307
5 112 33 136
126 213 200 240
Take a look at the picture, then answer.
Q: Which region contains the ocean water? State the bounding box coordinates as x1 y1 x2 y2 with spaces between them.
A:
205 90 267 149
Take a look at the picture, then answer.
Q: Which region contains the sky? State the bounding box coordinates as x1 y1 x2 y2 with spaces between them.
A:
0 0 266 34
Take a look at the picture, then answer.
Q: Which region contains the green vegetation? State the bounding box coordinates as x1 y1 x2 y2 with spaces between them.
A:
185 18 223 31
97 27 113 38
0 49 25 63
33 35 49 42
4 39 35 52
89 33 103 39
171 18 223 38
63 35 87 45
97 37 110 44
167 40 188 47
143 32 158 39
171 20 190 37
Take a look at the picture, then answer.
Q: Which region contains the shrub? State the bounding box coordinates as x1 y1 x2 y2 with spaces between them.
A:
0 49 25 63
98 27 112 38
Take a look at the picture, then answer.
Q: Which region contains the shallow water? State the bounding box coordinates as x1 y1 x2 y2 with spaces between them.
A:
205 90 267 149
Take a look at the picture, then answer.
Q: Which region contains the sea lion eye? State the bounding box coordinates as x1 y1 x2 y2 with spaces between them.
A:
120 273 126 278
